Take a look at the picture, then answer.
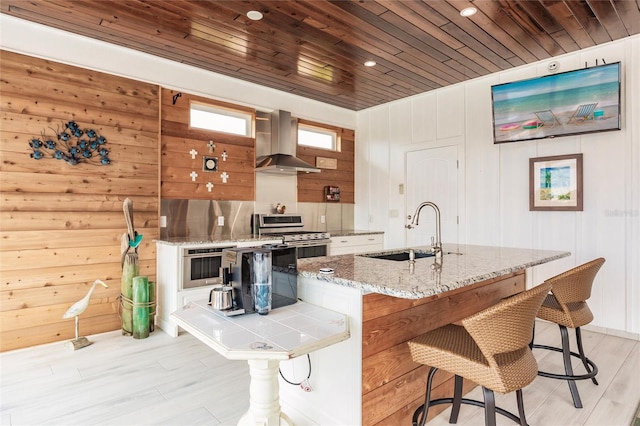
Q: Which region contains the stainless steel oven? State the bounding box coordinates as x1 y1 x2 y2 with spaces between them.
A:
182 245 236 289
252 214 329 259
288 240 328 259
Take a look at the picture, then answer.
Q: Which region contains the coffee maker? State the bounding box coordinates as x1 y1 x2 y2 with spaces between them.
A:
221 245 297 315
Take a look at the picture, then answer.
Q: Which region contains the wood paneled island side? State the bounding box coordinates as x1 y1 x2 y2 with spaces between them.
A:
282 244 569 425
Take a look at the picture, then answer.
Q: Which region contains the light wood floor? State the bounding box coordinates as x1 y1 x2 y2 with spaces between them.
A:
1 320 638 426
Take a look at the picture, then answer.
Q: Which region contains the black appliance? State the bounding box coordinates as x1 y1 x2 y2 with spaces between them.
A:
221 245 298 315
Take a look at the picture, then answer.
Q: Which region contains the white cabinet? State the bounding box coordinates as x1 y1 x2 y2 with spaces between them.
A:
178 288 213 311
329 234 383 256
156 239 279 337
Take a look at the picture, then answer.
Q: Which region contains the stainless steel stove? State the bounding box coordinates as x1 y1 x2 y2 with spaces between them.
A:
252 214 330 258
267 230 331 242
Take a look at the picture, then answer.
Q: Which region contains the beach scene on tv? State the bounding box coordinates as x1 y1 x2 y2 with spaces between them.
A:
492 63 620 143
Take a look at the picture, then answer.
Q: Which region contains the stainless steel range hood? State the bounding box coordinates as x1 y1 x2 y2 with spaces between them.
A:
255 110 320 174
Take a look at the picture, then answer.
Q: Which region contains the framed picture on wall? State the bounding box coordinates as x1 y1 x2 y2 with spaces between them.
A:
529 154 583 211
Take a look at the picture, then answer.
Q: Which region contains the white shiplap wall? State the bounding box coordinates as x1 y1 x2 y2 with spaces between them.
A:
356 35 640 336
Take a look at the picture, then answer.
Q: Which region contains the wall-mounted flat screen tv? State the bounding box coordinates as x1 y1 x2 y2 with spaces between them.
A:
492 62 621 144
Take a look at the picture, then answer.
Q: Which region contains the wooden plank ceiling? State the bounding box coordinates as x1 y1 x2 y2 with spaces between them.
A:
3 0 639 111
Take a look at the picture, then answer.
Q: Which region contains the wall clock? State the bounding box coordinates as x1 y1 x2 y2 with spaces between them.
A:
203 156 218 172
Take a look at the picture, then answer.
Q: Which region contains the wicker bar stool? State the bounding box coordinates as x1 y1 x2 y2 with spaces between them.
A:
531 257 605 408
408 282 552 426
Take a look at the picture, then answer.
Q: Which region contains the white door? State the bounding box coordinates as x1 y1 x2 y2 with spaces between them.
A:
405 146 458 247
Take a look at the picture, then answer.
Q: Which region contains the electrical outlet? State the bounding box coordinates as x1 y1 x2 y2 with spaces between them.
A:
320 215 326 224
160 216 167 228
218 216 224 226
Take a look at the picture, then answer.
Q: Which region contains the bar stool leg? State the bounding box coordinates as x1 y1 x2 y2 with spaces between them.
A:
413 367 438 426
481 387 497 426
449 374 463 423
529 322 536 350
559 325 583 408
515 389 527 426
575 327 598 385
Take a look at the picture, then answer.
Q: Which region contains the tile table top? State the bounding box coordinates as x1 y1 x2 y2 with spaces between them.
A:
171 300 350 361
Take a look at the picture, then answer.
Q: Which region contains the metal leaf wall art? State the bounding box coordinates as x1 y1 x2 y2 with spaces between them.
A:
28 121 111 166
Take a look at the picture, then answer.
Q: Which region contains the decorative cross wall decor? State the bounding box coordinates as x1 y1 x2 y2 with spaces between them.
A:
182 139 232 195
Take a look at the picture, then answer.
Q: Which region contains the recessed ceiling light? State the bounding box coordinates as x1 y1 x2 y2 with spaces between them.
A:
460 7 477 17
247 10 263 21
364 60 376 67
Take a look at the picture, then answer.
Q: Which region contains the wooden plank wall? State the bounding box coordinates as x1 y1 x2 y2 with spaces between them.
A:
160 89 255 200
0 50 159 352
297 119 355 203
0 52 355 352
361 272 526 425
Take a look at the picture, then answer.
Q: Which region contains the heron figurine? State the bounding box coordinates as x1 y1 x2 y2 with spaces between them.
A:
63 279 109 350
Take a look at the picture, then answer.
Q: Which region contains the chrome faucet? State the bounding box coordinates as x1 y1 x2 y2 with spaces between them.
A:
406 201 442 258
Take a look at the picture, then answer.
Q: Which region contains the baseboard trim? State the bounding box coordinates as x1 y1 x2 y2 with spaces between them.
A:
582 323 640 342
536 319 640 341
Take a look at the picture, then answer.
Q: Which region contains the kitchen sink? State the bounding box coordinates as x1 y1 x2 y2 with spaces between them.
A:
359 249 462 261
361 250 433 261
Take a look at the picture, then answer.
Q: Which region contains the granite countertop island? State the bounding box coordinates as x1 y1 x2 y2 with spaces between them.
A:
288 243 570 425
296 243 570 299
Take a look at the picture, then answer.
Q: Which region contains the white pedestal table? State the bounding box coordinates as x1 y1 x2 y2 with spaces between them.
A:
171 300 350 425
